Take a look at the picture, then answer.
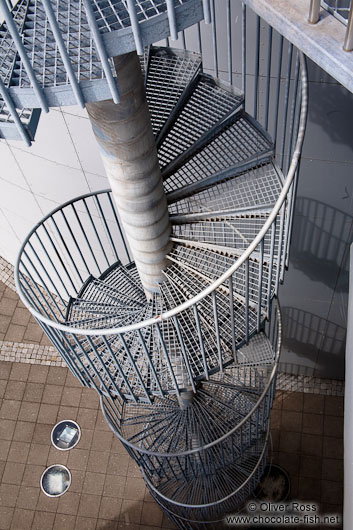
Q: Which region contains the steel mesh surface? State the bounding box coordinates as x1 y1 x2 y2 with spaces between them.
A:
164 113 273 193
12 0 105 88
168 244 274 312
168 163 282 216
92 0 186 33
146 47 201 136
158 75 243 170
119 364 266 453
171 215 281 257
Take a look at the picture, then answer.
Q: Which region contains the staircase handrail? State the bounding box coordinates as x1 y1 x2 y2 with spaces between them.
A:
14 51 308 337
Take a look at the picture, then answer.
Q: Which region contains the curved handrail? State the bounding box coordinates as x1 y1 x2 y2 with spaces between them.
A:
142 425 269 511
100 298 281 457
14 51 308 337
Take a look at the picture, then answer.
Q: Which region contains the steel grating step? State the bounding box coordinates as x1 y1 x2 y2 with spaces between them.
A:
167 243 274 311
157 74 244 173
161 263 259 358
0 0 204 111
119 362 266 454
163 110 273 193
168 162 283 218
171 215 281 256
145 46 201 138
0 102 41 141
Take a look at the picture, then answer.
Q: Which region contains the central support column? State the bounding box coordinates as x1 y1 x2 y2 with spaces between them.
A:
86 51 172 299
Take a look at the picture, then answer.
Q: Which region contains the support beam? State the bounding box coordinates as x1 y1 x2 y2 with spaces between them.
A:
86 52 172 299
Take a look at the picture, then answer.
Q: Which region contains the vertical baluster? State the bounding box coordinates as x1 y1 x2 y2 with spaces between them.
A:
202 0 211 24
257 240 264 332
86 336 126 401
95 195 119 262
264 26 273 131
254 15 260 119
267 222 276 317
173 316 196 392
227 0 232 85
107 193 131 263
27 241 65 317
21 259 59 321
279 43 293 171
0 0 49 112
137 329 164 396
197 22 202 55
156 323 181 397
166 0 178 40
82 0 120 102
228 275 237 362
102 336 136 402
275 205 285 294
42 0 85 107
50 215 83 285
83 198 110 268
241 2 246 95
193 304 209 379
71 203 102 275
60 210 90 276
273 35 284 148
210 0 218 77
119 332 152 403
245 259 249 342
212 292 223 373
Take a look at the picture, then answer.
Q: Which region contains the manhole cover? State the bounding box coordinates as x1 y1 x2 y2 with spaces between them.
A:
51 420 81 451
40 465 71 497
254 464 290 502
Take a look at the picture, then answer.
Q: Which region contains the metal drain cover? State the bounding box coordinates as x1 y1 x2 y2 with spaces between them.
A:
40 465 71 497
51 420 81 451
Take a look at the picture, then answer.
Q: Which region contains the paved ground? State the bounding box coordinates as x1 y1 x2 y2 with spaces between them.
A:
0 282 51 347
0 360 344 530
0 277 344 529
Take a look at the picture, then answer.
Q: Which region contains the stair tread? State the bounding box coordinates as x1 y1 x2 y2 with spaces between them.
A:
163 111 273 193
157 74 243 172
171 216 281 257
168 244 272 316
118 362 267 453
168 162 283 217
146 46 201 138
162 263 259 356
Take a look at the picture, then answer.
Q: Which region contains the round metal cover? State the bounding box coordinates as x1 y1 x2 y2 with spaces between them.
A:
40 465 71 497
51 420 81 451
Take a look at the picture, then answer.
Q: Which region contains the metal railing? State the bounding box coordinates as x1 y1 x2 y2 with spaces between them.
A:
15 5 308 403
100 299 281 524
308 0 353 50
0 0 210 141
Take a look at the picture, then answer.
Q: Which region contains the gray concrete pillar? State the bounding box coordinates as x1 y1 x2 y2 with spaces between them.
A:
86 51 172 299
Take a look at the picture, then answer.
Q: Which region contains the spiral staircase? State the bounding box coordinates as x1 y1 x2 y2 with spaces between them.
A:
0 0 308 527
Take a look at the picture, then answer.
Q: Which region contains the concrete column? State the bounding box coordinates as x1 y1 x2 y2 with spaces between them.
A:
86 51 172 299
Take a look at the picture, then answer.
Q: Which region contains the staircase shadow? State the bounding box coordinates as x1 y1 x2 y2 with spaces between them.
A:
290 196 353 291
307 76 353 154
280 306 346 378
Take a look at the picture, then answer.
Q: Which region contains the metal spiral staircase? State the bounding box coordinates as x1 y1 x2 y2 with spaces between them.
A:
0 0 308 527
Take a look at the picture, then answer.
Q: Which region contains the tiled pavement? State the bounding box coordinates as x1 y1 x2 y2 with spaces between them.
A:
0 361 178 530
0 260 345 529
0 360 344 530
0 282 51 347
